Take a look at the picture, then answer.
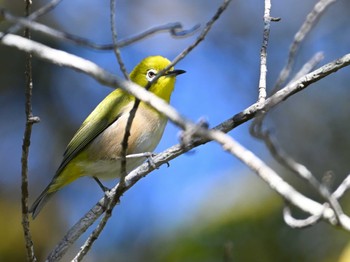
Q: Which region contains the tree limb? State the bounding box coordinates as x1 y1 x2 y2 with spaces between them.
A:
20 1 39 261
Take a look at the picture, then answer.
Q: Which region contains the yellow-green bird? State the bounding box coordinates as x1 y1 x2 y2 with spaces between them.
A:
30 55 185 218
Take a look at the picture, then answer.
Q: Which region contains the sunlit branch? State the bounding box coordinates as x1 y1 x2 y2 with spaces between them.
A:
283 205 322 228
258 0 273 104
333 174 350 199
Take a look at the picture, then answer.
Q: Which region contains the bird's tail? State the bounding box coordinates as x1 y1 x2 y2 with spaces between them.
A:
29 185 56 219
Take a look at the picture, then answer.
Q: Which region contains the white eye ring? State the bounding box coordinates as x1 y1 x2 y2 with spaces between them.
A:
146 69 158 82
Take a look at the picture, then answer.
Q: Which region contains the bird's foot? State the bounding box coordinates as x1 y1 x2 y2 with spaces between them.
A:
145 153 170 169
126 152 170 169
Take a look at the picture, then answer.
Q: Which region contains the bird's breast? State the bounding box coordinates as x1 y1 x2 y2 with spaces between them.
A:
79 104 167 179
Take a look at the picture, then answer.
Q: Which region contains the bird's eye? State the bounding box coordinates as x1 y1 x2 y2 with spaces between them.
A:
146 69 157 81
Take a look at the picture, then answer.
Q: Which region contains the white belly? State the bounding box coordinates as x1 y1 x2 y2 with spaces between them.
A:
79 105 167 179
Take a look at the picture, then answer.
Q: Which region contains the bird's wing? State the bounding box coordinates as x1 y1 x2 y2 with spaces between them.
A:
56 89 130 175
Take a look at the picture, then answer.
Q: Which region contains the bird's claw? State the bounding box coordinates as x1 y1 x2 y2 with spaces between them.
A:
146 153 158 169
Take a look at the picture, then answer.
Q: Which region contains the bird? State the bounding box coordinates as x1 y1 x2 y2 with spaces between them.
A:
29 55 185 218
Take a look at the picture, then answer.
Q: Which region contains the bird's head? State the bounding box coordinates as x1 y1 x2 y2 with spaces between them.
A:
129 56 185 102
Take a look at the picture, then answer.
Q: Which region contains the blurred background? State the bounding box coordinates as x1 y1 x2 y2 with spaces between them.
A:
1 0 350 261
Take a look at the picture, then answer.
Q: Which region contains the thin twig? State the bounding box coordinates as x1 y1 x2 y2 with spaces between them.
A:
110 0 129 79
283 205 322 228
289 52 324 83
110 0 130 223
3 0 62 36
258 129 345 226
159 0 232 78
139 0 232 93
251 52 323 142
250 0 274 149
258 0 273 104
20 1 39 261
112 22 200 47
333 174 350 199
0 9 199 50
173 0 232 64
273 0 337 92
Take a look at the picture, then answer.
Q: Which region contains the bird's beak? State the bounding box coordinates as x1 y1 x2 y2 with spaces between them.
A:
165 69 186 76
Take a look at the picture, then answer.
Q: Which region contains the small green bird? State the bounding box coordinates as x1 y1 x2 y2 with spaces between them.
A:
30 56 185 218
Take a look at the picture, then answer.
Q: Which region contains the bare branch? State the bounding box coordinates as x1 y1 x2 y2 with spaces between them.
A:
289 52 324 83
109 0 131 217
20 1 39 261
47 201 106 261
110 0 129 79
72 198 112 262
4 0 62 36
333 174 350 199
274 0 337 92
265 53 350 108
283 205 322 228
116 22 200 46
258 0 273 104
167 0 232 73
0 9 199 50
